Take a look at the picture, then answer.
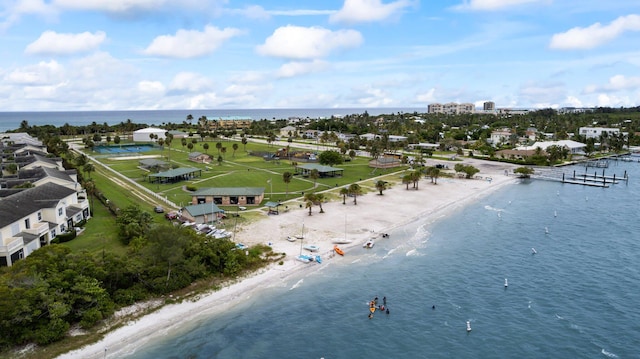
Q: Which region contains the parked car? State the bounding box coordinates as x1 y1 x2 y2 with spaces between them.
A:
154 206 164 213
165 211 178 220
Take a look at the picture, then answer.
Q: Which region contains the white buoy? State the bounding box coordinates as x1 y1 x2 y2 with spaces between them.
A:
545 227 549 234
466 320 472 332
531 247 537 254
504 278 508 287
554 210 557 217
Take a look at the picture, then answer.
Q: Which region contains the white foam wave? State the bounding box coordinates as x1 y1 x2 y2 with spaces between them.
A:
382 247 397 259
289 279 304 290
484 205 503 212
406 249 418 257
601 349 618 358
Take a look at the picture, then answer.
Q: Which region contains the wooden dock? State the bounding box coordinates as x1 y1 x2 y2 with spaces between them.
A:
530 166 628 188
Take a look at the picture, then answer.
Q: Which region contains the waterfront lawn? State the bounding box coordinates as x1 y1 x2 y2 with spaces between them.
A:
87 139 410 206
61 201 127 256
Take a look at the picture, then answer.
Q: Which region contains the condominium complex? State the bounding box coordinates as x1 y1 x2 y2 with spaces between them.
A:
427 102 476 115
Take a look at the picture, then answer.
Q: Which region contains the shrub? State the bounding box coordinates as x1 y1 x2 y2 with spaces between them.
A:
186 185 198 192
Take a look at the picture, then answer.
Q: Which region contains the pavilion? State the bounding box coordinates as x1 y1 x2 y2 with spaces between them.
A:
146 167 202 184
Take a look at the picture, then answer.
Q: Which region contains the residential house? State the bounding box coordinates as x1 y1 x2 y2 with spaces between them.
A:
0 182 90 266
188 152 212 164
279 126 297 138
578 127 621 139
489 129 514 145
516 140 586 155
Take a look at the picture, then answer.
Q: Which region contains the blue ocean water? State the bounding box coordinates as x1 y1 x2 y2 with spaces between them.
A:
0 108 420 133
123 161 640 359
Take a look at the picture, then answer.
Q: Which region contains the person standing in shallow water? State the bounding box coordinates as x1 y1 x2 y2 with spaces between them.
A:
383 296 386 305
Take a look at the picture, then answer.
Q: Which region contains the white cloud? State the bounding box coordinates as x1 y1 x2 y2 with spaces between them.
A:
602 74 640 91
415 88 437 103
225 5 271 20
330 0 414 24
257 25 363 60
276 60 330 78
25 30 106 55
346 84 394 107
168 72 214 93
142 25 243 58
564 95 583 107
4 60 64 85
1 0 58 31
137 80 165 94
597 93 633 107
549 14 640 50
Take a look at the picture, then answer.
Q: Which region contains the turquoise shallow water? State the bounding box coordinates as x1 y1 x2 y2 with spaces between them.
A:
126 161 640 359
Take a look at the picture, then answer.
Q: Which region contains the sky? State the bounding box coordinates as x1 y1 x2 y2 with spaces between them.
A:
1 0 639 112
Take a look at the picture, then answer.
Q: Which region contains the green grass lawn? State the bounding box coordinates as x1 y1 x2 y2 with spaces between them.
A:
82 139 411 208
61 200 128 256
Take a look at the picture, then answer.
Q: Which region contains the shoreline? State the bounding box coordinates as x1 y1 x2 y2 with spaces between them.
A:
57 160 519 358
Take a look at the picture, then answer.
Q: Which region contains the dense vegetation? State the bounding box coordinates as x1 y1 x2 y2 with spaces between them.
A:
0 218 277 350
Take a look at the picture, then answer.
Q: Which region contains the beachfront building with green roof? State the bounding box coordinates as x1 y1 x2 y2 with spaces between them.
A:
180 202 225 224
191 187 265 207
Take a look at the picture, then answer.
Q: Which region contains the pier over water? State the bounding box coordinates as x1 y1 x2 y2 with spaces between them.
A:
530 166 629 188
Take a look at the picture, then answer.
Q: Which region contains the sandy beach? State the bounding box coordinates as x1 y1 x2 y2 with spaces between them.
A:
57 158 518 359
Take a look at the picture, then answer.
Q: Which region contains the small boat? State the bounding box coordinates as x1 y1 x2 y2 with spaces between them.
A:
315 255 322 264
466 321 472 332
334 245 344 256
332 238 353 244
531 247 537 254
286 236 296 242
303 245 320 252
363 238 375 248
504 278 508 287
296 254 312 263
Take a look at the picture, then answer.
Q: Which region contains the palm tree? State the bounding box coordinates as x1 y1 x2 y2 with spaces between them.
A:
76 153 88 167
348 183 362 205
203 143 210 153
221 147 227 159
232 143 239 157
305 199 313 216
216 142 222 156
83 163 95 179
314 193 326 213
339 187 349 205
402 173 412 190
375 180 387 195
411 170 421 190
283 171 293 197
181 138 187 149
242 137 248 152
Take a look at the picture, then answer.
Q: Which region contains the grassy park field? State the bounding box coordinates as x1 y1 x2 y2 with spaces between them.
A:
67 136 412 255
